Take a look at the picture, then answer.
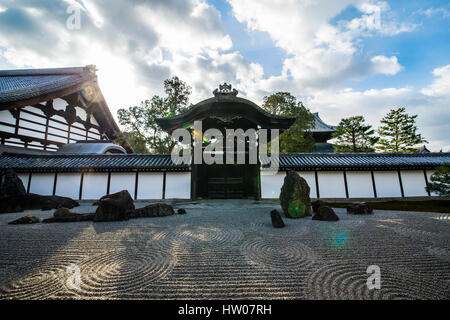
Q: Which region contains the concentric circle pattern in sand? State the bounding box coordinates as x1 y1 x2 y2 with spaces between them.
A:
77 248 175 298
241 237 316 269
169 225 243 248
306 262 449 300
0 201 449 300
0 265 65 299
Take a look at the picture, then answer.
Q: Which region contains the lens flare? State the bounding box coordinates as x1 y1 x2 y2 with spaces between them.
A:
288 200 306 218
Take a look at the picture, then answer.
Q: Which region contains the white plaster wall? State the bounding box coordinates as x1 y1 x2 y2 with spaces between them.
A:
17 174 29 191
75 106 87 121
401 170 428 197
426 170 439 196
18 128 45 140
261 172 285 198
297 171 317 198
110 172 136 196
20 110 46 124
82 173 108 200
373 171 402 198
53 98 68 111
0 123 15 133
318 172 346 198
29 173 55 195
346 171 374 198
55 173 81 199
22 106 45 116
0 110 16 124
165 172 190 199
137 172 163 199
91 116 99 126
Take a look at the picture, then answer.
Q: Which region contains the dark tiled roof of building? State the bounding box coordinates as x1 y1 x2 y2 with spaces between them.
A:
0 152 449 173
273 152 450 171
0 152 189 172
0 66 97 104
310 113 336 133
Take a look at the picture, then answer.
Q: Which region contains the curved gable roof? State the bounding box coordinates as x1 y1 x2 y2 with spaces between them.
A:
156 89 296 132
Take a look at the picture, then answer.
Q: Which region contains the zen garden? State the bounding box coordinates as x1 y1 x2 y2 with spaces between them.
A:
0 71 449 300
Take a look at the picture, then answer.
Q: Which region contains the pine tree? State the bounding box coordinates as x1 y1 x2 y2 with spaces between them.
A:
426 163 450 196
332 116 378 152
377 107 427 152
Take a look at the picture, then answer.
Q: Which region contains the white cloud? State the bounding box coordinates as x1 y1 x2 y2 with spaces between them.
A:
0 0 234 110
0 0 448 151
370 55 403 75
227 0 408 90
421 65 450 97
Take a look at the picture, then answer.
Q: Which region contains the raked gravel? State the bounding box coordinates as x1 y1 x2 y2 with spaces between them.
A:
0 200 449 300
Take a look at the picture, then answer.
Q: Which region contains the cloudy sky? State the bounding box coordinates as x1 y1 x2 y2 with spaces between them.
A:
0 0 449 151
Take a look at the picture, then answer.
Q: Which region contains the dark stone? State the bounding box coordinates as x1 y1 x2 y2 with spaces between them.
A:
129 203 175 218
43 213 94 223
270 209 285 228
312 200 326 213
0 169 26 197
312 206 339 221
279 171 312 218
347 202 373 215
177 208 187 215
93 190 135 222
53 207 75 217
0 194 79 214
9 214 41 225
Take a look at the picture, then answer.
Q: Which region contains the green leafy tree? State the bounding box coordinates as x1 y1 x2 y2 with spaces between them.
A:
114 131 149 154
377 107 427 152
426 163 450 196
262 92 315 153
332 116 378 152
117 76 192 153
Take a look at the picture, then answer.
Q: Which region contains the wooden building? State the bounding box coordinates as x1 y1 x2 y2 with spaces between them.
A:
0 66 130 154
1 81 449 201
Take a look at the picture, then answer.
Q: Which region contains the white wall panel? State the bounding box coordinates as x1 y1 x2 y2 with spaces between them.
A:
18 128 45 140
297 171 317 198
29 173 55 195
373 171 402 198
20 111 46 124
82 173 108 200
261 172 285 198
0 123 15 133
55 173 81 199
91 116 99 126
346 171 374 198
23 106 45 116
166 172 190 199
0 110 16 124
110 172 136 196
53 98 68 111
318 172 346 198
17 174 29 191
137 172 163 199
426 170 439 196
75 107 87 121
401 170 428 197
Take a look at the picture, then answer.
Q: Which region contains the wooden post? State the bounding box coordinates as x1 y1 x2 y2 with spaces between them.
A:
371 171 377 198
314 170 320 199
398 170 405 198
79 172 84 200
343 170 349 199
424 170 431 196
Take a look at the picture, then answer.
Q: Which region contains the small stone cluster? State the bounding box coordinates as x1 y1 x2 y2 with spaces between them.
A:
272 171 375 227
2 169 186 225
